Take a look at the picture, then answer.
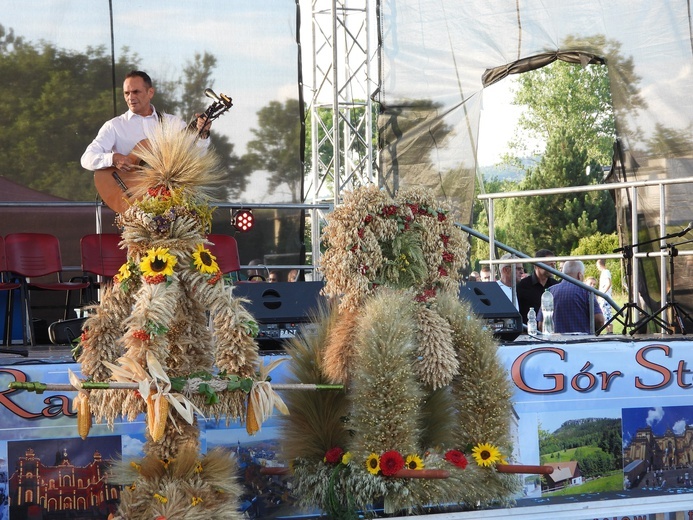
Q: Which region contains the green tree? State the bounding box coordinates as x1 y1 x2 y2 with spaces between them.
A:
0 24 246 201
244 99 303 202
500 130 615 255
572 232 622 294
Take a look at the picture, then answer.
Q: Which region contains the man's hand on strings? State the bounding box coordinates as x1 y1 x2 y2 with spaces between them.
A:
113 152 137 171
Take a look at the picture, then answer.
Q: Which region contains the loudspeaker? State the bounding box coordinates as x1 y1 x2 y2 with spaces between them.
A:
459 282 523 341
231 281 325 349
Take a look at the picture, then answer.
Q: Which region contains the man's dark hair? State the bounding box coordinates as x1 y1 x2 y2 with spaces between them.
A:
125 70 153 88
535 249 554 258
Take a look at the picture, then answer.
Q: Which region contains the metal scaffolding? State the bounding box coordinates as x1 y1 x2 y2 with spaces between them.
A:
305 0 379 269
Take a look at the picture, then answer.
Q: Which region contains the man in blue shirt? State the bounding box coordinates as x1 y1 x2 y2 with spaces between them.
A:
539 260 605 334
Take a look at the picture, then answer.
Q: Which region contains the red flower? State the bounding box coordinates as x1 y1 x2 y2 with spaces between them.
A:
442 251 454 263
364 214 373 224
324 447 344 464
359 264 369 274
438 266 448 277
437 212 446 222
415 288 437 302
444 450 468 469
407 203 419 215
357 228 365 239
148 185 171 199
440 234 450 246
379 450 405 476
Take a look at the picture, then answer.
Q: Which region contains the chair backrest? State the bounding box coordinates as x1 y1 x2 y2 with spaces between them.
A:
0 235 6 272
207 234 241 274
5 233 64 277
81 233 127 278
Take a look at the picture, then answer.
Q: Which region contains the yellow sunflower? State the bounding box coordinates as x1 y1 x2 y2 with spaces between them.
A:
140 247 177 278
471 442 502 467
405 454 424 470
365 452 380 475
192 243 219 274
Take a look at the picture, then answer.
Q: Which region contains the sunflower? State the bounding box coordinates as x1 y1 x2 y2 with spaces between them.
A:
140 247 177 278
405 454 424 470
471 442 502 467
365 453 380 475
192 243 219 274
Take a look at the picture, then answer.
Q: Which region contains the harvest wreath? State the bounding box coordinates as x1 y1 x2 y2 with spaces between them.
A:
277 185 526 517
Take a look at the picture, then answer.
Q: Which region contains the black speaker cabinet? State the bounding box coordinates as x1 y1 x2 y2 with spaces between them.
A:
459 282 523 341
231 281 326 349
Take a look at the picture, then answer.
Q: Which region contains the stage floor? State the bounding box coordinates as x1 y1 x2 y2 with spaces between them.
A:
0 331 686 365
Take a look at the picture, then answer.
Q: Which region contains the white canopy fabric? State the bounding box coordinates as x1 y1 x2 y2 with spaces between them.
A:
378 0 693 310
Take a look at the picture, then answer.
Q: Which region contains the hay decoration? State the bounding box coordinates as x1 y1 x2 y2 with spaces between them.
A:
110 447 243 520
322 307 360 383
75 121 254 518
282 184 520 515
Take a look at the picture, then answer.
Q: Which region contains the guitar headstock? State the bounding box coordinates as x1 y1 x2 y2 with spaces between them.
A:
203 89 233 122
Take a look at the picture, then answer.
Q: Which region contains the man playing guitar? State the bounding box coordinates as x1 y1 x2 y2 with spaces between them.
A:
81 70 212 211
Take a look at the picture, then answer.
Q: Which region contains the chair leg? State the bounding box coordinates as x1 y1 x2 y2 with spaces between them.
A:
3 291 11 346
19 282 34 346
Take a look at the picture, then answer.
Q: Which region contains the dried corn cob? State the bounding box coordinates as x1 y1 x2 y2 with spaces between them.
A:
246 393 259 435
147 394 169 442
75 393 92 440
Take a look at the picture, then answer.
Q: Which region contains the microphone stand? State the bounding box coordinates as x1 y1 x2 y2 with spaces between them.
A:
598 226 690 335
631 237 693 335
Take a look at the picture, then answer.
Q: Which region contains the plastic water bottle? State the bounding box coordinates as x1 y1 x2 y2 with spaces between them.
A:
527 308 538 335
541 289 555 335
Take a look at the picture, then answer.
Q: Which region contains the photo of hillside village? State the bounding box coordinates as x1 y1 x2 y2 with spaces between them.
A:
622 406 693 492
537 416 623 496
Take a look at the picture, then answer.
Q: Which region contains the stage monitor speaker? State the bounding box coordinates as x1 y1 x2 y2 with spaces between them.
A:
459 282 523 341
231 281 325 349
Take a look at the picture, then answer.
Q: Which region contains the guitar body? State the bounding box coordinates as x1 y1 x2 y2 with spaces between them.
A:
93 167 147 213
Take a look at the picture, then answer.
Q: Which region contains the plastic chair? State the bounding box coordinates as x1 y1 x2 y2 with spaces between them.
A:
4 233 89 346
207 234 242 280
80 233 127 302
0 236 21 346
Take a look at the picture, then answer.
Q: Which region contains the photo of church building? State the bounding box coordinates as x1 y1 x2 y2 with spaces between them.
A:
8 436 121 519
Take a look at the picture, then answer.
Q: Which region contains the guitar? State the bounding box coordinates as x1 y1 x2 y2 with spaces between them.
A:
93 90 233 213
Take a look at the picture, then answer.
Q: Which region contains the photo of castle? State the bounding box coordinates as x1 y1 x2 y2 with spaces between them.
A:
622 406 693 491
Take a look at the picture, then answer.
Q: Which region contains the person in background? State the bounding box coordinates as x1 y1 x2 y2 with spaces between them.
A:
496 253 522 310
81 70 211 173
287 269 300 282
596 258 613 333
517 248 558 323
585 276 598 288
468 270 480 282
268 271 279 282
538 260 604 334
480 265 493 282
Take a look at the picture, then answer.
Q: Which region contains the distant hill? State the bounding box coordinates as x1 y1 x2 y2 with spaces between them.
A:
478 156 539 182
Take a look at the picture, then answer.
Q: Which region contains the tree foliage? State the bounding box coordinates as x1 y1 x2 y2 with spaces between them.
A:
472 58 619 264
0 24 246 201
244 99 303 202
498 130 615 255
